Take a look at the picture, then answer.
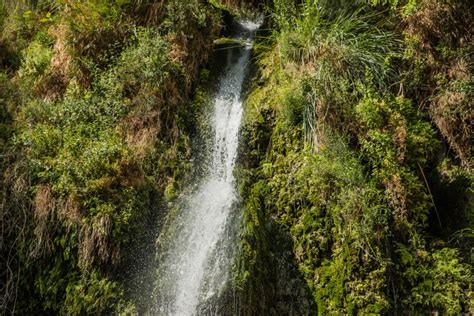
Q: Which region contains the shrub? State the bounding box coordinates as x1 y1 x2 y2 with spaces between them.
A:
17 40 52 91
3 0 222 313
397 245 473 314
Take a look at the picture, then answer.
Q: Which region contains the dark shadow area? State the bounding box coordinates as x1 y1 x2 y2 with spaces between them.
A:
425 145 473 260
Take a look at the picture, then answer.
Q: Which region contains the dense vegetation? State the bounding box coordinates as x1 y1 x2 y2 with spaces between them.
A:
0 0 221 313
236 0 473 314
0 0 472 314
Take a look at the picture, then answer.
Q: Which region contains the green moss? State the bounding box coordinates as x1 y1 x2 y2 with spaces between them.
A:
236 0 473 314
2 0 222 313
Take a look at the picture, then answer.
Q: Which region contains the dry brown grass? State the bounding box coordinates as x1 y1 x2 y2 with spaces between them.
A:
118 159 146 187
129 0 166 26
31 180 123 270
404 0 473 172
63 194 82 223
166 29 216 93
404 1 472 56
79 214 119 271
394 124 407 163
34 184 52 219
31 184 83 258
24 21 74 101
0 154 31 312
42 23 72 101
385 173 409 230
122 102 161 160
432 87 473 170
31 184 54 258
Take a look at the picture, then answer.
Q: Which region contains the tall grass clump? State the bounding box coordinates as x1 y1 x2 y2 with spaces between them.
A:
275 0 400 145
237 0 473 314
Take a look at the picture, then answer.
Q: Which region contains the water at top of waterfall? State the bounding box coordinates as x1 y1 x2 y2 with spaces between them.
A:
155 18 262 315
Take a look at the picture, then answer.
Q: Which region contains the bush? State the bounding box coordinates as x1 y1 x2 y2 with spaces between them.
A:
3 0 222 313
17 40 52 91
397 245 473 314
237 1 473 314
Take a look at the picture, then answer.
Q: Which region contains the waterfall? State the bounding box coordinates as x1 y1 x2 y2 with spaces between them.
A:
155 18 261 315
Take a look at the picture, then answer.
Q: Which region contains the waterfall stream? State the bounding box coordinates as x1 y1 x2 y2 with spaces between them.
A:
155 19 261 315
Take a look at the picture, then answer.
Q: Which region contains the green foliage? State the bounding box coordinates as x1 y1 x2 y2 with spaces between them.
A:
363 0 419 12
110 28 171 93
237 0 473 314
356 93 438 168
2 0 222 313
17 27 173 200
266 128 391 314
17 40 51 88
2 0 473 314
355 94 438 229
236 179 272 304
63 270 129 315
280 80 305 127
279 4 397 83
396 245 473 314
163 0 210 29
274 0 400 144
63 2 133 74
0 72 14 142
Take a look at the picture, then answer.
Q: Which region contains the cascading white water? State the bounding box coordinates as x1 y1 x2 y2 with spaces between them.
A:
156 19 261 315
